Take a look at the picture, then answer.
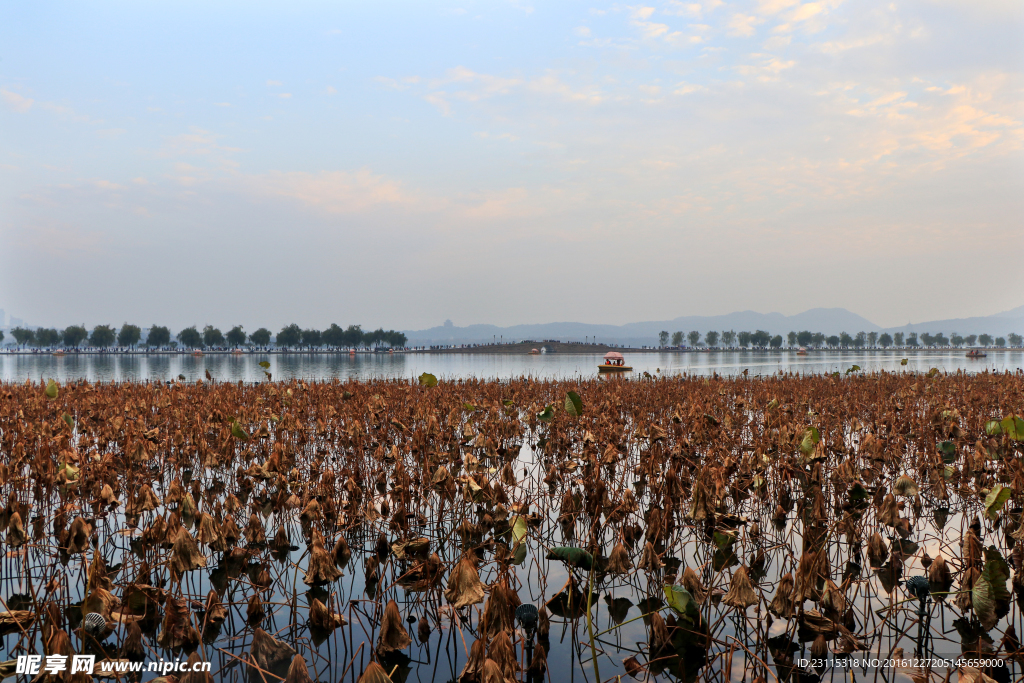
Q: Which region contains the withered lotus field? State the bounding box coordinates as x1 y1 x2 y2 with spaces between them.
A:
0 371 1022 683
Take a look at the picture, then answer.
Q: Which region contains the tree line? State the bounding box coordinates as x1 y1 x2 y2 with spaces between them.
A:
2 323 408 350
658 329 1023 349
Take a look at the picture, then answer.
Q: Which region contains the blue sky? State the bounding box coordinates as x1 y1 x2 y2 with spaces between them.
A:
1 0 1021 330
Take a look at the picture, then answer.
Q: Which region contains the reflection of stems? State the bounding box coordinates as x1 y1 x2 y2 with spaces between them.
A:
592 607 670 639
585 565 600 683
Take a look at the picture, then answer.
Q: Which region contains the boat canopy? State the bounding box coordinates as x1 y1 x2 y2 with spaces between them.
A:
604 351 624 361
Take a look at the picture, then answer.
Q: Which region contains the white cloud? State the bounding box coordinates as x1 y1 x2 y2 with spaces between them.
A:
728 14 763 36
1 89 34 112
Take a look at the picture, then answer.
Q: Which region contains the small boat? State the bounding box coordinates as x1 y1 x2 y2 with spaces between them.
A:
529 348 540 355
796 347 808 356
598 351 632 373
192 350 204 357
966 350 987 358
52 350 65 357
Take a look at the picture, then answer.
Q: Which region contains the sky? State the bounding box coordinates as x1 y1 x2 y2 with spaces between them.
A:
1 0 1022 332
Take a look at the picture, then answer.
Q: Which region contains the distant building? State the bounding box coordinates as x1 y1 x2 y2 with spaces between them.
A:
0 308 5 328
10 316 24 328
444 319 454 328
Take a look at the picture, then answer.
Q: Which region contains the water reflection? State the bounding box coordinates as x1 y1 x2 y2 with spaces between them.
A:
1 348 1021 383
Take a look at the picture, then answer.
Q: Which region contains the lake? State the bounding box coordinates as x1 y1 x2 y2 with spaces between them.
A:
1 348 1021 383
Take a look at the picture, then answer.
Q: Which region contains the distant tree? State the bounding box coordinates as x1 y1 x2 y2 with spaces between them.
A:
203 326 225 348
90 325 116 348
343 325 364 348
0 330 3 344
386 330 407 347
177 326 202 348
737 331 752 348
770 334 783 349
867 331 878 347
322 324 344 348
839 332 853 347
671 331 683 347
147 325 171 348
687 330 700 347
920 333 934 347
11 327 34 348
950 334 964 347
249 328 272 346
301 329 322 348
979 334 993 347
878 332 893 347
906 332 918 347
854 331 866 348
62 325 88 348
277 324 302 348
751 330 771 347
117 324 141 348
705 330 719 347
658 331 670 347
965 334 977 347
365 328 384 348
226 325 246 347
934 333 949 346
1009 333 1023 347
811 332 825 348
995 337 1006 347
827 335 840 347
787 331 797 347
721 330 736 348
798 331 813 347
893 332 904 346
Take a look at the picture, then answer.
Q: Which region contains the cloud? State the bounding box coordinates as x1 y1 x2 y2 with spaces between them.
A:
424 92 451 116
727 14 763 36
266 80 283 87
246 169 442 215
663 0 723 18
1 89 34 112
756 0 799 15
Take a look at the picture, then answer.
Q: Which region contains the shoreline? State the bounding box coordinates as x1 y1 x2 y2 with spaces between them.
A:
0 345 1016 356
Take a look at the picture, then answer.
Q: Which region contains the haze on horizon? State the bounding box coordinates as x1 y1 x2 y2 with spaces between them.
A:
1 1 1022 332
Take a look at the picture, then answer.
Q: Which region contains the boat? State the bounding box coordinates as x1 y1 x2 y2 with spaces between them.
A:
796 347 808 356
966 350 987 358
598 351 632 373
52 350 65 357
232 349 244 355
529 348 540 355
192 350 204 357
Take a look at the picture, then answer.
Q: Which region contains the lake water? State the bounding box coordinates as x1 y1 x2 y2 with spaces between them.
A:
1 348 1021 383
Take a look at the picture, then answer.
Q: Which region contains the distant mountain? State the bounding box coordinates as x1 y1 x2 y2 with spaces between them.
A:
882 305 1024 336
405 305 1023 346
405 307 882 346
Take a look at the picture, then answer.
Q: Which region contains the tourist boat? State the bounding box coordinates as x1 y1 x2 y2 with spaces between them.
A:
529 348 540 355
598 351 632 373
192 350 204 357
52 350 65 357
966 350 987 358
232 348 243 355
796 347 808 356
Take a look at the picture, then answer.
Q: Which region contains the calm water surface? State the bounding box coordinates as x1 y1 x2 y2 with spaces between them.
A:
1 349 1021 383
